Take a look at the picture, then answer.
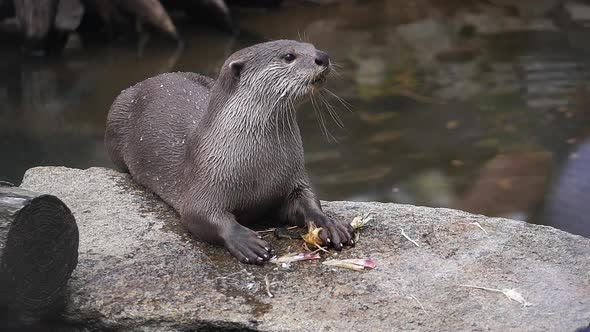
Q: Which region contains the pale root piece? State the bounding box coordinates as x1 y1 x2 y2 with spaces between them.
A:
307 244 329 254
407 295 427 313
460 285 533 307
401 228 420 247
256 225 299 234
470 222 488 234
501 289 532 307
351 213 374 230
322 258 376 272
264 274 273 298
270 252 321 265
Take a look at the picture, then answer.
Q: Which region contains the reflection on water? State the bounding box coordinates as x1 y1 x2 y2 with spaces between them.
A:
1 0 590 237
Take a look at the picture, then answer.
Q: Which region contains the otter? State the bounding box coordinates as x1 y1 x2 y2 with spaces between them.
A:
105 40 354 264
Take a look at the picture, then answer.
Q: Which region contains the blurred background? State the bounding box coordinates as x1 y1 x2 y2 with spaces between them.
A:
1 0 590 237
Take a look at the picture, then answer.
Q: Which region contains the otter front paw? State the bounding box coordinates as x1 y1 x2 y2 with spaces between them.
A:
314 214 355 251
223 225 273 265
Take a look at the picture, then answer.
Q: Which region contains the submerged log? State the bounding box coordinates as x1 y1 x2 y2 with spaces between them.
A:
0 185 78 319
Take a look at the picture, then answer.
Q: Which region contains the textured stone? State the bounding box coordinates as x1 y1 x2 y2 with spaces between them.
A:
20 167 590 331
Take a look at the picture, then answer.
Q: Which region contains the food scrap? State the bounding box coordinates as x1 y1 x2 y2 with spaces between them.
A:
270 252 321 265
322 258 376 272
302 222 323 247
400 228 419 247
351 213 374 230
274 227 301 240
266 215 378 272
460 285 533 307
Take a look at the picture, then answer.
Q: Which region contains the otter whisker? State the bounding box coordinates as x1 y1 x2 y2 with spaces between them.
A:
328 67 343 78
330 61 344 69
275 107 288 159
286 95 299 143
318 91 345 129
311 93 338 143
328 61 343 77
324 88 353 113
266 87 286 157
320 108 338 143
309 94 327 141
283 100 293 143
279 82 293 142
281 100 291 145
266 101 277 124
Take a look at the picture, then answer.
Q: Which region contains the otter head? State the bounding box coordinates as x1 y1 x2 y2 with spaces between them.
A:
216 40 331 107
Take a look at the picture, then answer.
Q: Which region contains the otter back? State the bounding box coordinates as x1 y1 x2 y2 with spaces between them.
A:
105 72 214 209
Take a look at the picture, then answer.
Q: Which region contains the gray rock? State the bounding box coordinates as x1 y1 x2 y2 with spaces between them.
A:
20 167 590 331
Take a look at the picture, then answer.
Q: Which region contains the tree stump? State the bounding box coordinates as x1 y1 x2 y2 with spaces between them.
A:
0 184 78 320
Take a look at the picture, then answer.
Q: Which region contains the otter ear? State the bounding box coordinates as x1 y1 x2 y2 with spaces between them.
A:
229 60 244 79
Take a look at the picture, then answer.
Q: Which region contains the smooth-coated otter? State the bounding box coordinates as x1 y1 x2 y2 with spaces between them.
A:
105 40 354 264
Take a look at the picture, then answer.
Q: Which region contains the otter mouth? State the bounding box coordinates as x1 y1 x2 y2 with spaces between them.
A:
311 76 326 86
310 74 327 89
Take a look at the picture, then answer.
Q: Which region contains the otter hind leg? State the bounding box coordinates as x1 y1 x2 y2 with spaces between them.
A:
104 123 129 173
181 209 274 265
104 88 137 173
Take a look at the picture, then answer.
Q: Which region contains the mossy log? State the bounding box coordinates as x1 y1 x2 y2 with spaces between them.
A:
0 185 78 319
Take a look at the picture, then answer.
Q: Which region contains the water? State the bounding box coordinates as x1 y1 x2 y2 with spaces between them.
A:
1 0 590 237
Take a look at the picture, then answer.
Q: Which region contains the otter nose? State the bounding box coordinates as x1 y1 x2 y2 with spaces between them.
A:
315 51 330 67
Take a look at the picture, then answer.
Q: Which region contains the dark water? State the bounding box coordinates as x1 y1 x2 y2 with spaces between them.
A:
1 0 590 237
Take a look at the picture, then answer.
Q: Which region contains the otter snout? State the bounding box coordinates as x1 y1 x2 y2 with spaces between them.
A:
315 50 330 67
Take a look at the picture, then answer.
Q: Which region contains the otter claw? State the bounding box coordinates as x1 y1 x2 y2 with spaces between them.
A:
314 215 355 250
225 225 273 264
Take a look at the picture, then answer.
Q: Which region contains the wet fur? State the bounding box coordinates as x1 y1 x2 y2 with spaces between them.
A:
105 40 354 264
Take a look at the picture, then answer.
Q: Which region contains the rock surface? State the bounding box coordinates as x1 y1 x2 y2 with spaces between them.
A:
20 166 590 331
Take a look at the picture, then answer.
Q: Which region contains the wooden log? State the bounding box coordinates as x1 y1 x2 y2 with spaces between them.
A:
0 185 78 319
168 0 234 31
13 0 57 40
54 0 84 32
120 0 179 40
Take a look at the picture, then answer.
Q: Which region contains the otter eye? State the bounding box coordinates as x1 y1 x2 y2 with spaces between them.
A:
283 53 296 63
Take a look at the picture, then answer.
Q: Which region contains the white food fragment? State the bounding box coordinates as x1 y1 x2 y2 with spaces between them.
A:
322 258 376 271
461 285 533 307
264 274 273 298
407 295 427 313
351 213 374 230
470 222 488 234
401 228 419 247
269 252 320 265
